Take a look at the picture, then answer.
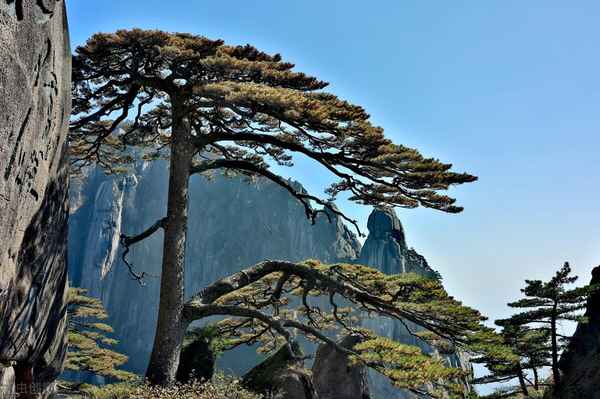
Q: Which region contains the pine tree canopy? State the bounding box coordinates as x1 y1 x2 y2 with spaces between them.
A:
70 29 477 230
493 262 599 388
499 262 597 326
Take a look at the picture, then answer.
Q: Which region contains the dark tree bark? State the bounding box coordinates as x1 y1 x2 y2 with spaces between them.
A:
516 366 529 397
146 101 194 385
550 306 560 386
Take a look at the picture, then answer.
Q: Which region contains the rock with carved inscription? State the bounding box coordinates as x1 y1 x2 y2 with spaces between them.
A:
0 0 70 397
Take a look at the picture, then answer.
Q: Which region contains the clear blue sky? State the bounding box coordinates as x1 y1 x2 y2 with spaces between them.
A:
67 0 600 347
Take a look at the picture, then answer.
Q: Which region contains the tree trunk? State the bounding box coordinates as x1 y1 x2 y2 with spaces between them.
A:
532 367 539 390
145 101 194 385
550 306 561 387
517 367 529 397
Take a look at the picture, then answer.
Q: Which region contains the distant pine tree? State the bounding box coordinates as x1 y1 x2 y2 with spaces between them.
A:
65 288 136 382
496 262 597 387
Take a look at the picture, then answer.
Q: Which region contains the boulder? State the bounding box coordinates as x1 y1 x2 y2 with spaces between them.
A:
176 330 216 383
312 335 370 399
243 343 318 399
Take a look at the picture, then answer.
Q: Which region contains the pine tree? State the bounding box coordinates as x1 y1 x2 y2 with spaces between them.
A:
65 288 136 382
70 29 477 384
495 262 597 387
471 324 550 397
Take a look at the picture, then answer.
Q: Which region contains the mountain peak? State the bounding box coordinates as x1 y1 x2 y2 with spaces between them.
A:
366 207 406 248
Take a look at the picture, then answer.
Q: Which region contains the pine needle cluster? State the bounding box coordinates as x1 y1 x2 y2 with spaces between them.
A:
65 288 137 382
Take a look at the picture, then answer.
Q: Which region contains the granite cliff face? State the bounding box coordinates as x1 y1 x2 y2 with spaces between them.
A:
68 161 360 375
68 162 470 396
0 0 70 396
358 207 439 278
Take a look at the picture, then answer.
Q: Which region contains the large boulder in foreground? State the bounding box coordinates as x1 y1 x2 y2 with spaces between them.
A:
554 266 600 399
242 343 318 399
312 335 370 399
176 329 216 383
0 0 70 397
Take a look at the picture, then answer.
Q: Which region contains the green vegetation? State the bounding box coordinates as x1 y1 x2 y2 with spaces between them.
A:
65 24 598 399
65 288 137 382
185 260 490 397
471 262 597 398
497 262 596 387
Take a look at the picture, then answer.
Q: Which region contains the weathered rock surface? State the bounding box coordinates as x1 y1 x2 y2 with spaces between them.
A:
358 207 438 278
554 265 600 399
0 0 70 396
243 343 318 399
312 335 370 399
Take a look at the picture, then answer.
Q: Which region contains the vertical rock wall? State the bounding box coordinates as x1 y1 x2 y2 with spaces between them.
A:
555 266 600 399
0 0 70 396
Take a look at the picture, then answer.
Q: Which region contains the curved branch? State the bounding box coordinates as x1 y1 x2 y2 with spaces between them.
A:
119 217 167 284
185 260 468 344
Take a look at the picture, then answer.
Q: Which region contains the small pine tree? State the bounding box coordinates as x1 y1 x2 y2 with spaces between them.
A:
65 288 137 382
496 262 597 387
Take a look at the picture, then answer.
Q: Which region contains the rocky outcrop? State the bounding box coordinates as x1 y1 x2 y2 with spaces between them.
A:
312 335 370 399
554 266 600 399
358 207 438 278
357 207 471 399
0 0 70 397
243 343 318 399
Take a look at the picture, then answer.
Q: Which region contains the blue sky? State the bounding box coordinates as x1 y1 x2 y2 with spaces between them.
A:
68 0 600 361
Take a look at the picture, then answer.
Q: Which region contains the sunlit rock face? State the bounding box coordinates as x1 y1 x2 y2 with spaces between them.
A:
69 163 470 397
0 0 70 396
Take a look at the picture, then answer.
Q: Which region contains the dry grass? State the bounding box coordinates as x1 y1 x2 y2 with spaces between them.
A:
76 375 263 399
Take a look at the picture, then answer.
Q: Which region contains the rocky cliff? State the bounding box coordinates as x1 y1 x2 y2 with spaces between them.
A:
0 0 70 396
554 266 600 399
68 162 470 396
